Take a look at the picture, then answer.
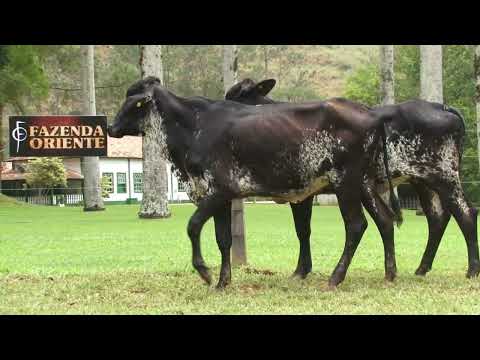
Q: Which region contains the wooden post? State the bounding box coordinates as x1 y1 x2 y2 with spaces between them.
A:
223 45 246 266
231 197 247 265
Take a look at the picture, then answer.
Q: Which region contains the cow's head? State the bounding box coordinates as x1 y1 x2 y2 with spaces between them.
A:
108 76 161 138
225 78 276 105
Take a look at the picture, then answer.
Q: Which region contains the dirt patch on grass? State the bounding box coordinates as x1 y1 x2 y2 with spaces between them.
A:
244 268 276 276
129 288 150 294
239 283 263 295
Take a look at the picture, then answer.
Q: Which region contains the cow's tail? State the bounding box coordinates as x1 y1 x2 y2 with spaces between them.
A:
444 105 466 166
380 123 403 228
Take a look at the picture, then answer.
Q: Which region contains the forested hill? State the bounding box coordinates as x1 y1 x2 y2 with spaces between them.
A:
13 45 379 116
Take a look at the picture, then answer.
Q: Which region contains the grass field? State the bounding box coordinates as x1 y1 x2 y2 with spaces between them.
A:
1 196 480 314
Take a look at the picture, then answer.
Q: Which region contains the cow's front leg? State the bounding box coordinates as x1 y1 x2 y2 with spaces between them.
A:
329 174 368 288
187 195 228 286
213 200 233 290
290 196 314 279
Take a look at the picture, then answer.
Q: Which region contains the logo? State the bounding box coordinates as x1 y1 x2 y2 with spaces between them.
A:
11 121 27 153
9 116 108 157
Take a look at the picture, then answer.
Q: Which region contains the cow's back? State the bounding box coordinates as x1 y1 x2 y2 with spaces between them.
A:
188 100 382 200
374 100 465 138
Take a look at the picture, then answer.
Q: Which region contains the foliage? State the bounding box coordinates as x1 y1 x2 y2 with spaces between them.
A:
344 62 380 106
344 45 480 202
0 45 51 160
101 175 112 198
0 45 50 113
1 204 480 314
25 157 67 191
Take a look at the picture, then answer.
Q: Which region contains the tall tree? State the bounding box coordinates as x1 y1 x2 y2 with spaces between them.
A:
475 46 480 173
420 45 443 103
380 45 395 105
80 45 104 211
223 45 247 266
138 45 170 219
380 45 397 199
418 45 444 215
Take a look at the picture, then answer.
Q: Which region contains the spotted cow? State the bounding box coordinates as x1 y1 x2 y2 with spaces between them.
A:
226 78 480 280
108 76 401 289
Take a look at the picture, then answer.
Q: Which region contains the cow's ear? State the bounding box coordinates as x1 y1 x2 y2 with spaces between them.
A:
255 79 276 96
225 83 243 100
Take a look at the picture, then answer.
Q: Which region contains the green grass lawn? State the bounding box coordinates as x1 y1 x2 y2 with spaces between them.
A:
1 196 480 314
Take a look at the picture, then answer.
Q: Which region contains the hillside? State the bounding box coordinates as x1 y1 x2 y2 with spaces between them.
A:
262 45 378 99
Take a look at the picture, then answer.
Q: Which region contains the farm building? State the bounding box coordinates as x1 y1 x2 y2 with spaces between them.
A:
0 136 190 205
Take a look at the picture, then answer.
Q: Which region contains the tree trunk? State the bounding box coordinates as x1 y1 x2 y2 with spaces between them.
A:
380 45 395 105
263 46 269 78
138 45 170 219
0 103 4 194
379 45 399 199
475 46 480 175
223 45 246 266
420 45 443 103
418 45 443 215
80 45 104 212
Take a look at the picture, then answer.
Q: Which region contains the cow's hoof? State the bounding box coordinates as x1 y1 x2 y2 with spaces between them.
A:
328 275 344 288
327 283 338 291
215 283 229 291
385 271 396 282
466 264 480 279
290 270 310 280
328 268 346 288
196 267 212 285
415 266 430 276
215 276 231 290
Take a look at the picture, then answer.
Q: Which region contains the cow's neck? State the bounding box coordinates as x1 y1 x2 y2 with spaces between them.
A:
147 90 198 181
154 88 196 130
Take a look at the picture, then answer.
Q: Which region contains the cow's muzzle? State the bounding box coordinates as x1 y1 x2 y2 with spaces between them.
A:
107 125 123 138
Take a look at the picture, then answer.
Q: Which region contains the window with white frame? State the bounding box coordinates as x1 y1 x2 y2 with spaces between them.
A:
102 173 114 193
133 173 143 193
116 173 127 194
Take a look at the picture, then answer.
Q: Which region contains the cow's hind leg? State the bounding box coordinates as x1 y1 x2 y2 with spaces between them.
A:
411 182 451 276
428 177 480 278
361 183 396 281
290 196 314 279
329 177 368 288
188 196 229 285
213 200 233 289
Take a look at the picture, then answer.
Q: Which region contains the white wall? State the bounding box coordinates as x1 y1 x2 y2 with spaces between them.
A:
166 165 190 202
98 158 190 202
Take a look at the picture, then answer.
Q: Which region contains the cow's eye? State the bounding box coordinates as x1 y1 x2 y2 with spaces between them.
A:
136 102 142 108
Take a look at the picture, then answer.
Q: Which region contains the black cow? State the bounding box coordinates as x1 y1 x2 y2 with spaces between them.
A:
226 78 480 280
108 76 401 289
